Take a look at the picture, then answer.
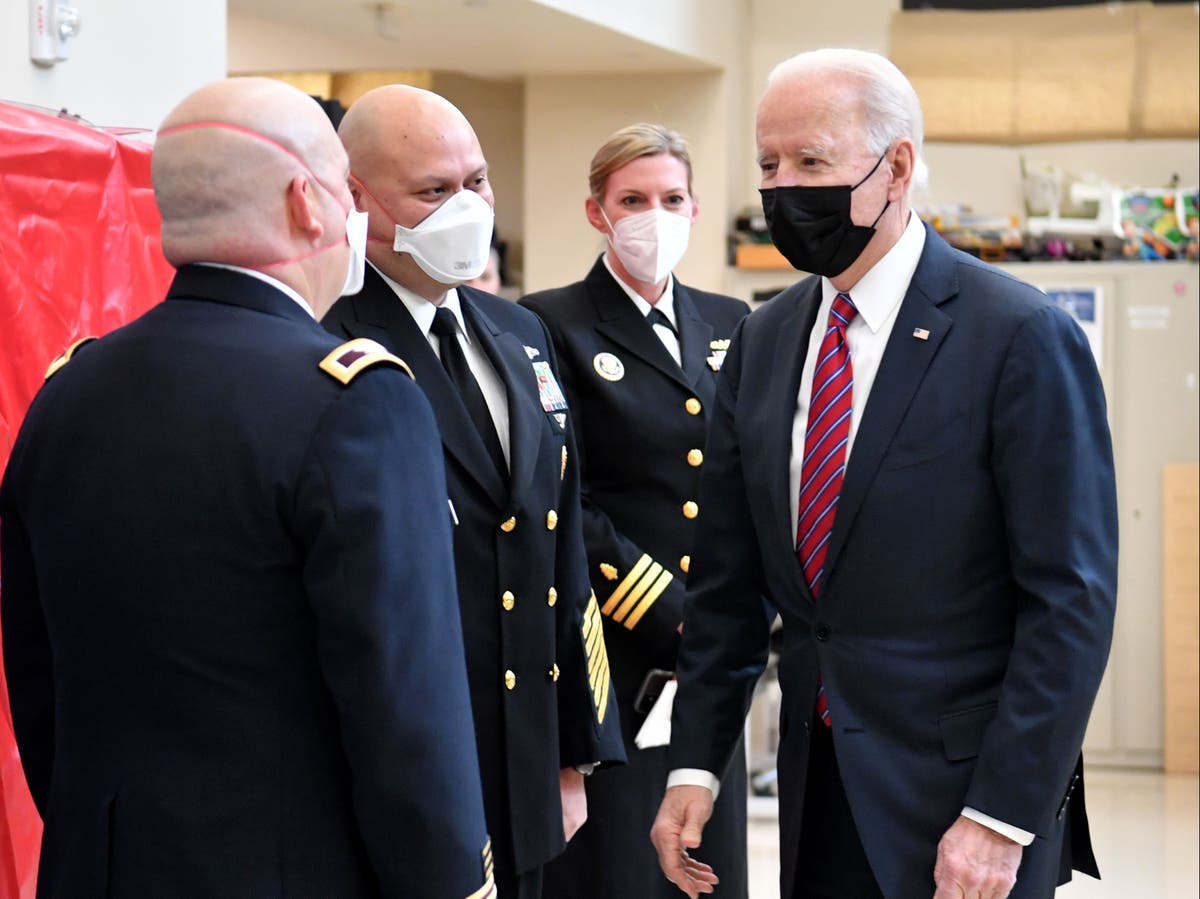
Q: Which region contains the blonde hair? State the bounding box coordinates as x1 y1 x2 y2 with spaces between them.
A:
588 123 693 202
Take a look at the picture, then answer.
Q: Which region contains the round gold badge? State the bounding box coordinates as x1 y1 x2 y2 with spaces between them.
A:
593 352 625 382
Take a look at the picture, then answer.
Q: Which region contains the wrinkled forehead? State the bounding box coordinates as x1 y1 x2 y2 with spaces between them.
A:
757 73 866 150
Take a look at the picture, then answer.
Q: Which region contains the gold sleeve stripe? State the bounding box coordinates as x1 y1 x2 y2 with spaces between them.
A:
601 554 652 615
589 642 610 698
594 652 611 720
611 562 663 623
623 569 674 630
582 593 611 724
463 874 496 899
585 618 603 668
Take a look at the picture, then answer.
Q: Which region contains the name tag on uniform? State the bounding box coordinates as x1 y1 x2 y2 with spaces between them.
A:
532 360 568 412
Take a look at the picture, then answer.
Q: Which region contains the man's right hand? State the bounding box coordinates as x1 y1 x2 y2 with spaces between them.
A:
649 784 719 897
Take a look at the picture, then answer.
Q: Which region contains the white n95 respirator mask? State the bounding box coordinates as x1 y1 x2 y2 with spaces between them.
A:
341 207 370 297
392 189 495 285
604 207 692 284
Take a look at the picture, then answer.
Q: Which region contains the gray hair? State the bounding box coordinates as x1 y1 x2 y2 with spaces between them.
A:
767 49 929 190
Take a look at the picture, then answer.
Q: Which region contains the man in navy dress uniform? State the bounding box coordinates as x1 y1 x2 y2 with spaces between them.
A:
324 85 626 899
2 77 494 899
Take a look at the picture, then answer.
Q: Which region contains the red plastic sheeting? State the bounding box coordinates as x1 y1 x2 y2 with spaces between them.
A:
0 101 175 897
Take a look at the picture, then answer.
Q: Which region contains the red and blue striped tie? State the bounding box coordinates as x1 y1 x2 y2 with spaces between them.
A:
796 292 857 726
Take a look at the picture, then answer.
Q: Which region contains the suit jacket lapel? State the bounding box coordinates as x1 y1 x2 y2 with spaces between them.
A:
674 282 716 401
762 280 823 604
586 259 692 390
459 287 543 510
338 268 508 508
823 228 957 582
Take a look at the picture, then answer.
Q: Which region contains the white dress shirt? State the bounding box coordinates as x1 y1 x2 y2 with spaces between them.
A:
373 263 511 469
195 263 315 319
667 214 1034 847
602 252 682 367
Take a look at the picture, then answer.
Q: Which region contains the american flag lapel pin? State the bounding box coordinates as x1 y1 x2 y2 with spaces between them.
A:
912 327 930 341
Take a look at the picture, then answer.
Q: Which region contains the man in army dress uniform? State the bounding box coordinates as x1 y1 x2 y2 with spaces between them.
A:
1 77 494 899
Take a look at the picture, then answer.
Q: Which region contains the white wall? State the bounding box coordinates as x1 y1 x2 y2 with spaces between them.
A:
523 70 733 295
531 0 745 69
1 0 226 129
431 73 526 281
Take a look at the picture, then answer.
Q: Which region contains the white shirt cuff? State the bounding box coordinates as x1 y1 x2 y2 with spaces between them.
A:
667 768 721 801
962 806 1035 846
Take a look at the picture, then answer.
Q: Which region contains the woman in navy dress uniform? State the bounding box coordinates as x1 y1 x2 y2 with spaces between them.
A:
521 124 751 898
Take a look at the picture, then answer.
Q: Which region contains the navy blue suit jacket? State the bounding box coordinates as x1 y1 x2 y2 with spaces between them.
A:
324 268 625 878
2 266 493 899
669 226 1118 899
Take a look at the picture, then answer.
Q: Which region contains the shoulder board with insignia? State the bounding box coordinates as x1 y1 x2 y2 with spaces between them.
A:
319 338 414 385
44 336 98 381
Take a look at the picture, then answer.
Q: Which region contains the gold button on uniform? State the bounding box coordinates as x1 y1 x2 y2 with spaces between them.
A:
687 449 704 467
547 587 558 607
685 398 702 415
680 555 691 574
682 501 699 519
546 509 558 530
500 516 517 533
504 669 517 691
548 664 560 683
501 590 515 611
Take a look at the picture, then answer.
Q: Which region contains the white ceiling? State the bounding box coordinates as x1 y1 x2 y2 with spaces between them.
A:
228 0 718 78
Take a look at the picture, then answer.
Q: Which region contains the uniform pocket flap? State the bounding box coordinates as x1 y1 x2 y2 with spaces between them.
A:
939 702 998 762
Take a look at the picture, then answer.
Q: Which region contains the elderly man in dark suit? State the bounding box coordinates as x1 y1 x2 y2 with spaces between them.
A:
324 85 625 899
2 77 495 898
651 49 1118 899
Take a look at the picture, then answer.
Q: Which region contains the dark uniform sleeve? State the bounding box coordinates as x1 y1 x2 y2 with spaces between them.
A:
526 303 687 665
668 318 773 778
1 453 55 816
294 367 495 899
541 328 626 771
579 490 686 666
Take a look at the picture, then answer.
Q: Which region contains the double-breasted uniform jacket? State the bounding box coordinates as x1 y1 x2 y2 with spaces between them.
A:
668 225 1118 899
1 265 495 899
323 266 625 880
521 257 751 898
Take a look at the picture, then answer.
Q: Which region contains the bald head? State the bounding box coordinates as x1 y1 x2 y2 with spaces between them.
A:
337 85 493 299
339 85 476 186
153 77 348 267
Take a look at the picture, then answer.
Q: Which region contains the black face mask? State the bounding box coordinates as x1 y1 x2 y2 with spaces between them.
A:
760 151 891 277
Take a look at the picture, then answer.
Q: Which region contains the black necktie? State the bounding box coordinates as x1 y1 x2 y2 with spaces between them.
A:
646 306 683 369
430 306 507 478
645 306 678 337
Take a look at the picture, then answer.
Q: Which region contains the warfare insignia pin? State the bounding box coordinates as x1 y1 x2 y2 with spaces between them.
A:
706 338 730 371
593 352 625 382
524 344 540 359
